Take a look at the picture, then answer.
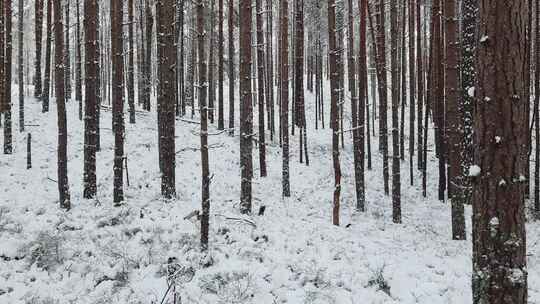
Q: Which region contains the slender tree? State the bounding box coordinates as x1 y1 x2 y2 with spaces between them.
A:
408 0 415 183
157 0 176 198
75 0 82 120
208 0 215 124
18 0 23 132
217 0 224 129
416 0 423 170
445 0 465 240
228 0 234 136
0 0 4 115
64 0 71 100
144 0 153 111
328 0 341 225
127 0 136 123
197 0 210 250
356 0 368 211
34 0 44 99
83 0 99 199
390 0 401 223
111 0 125 204
535 0 540 219
53 0 70 209
256 0 266 176
4 0 13 155
472 0 528 302
42 0 52 113
280 0 290 198
239 0 253 213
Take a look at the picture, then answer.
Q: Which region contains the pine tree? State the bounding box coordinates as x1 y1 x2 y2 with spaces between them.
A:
53 0 71 209
280 0 290 198
239 0 253 213
83 0 99 199
217 0 224 129
111 0 125 204
157 0 176 198
64 0 71 100
0 0 4 115
227 0 235 136
328 0 341 225
472 1 528 302
34 0 44 100
4 0 13 155
75 0 82 120
127 0 136 123
390 0 401 223
18 0 23 133
42 0 52 113
256 0 266 177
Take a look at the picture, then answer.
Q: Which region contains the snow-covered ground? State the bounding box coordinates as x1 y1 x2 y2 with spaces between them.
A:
0 86 539 304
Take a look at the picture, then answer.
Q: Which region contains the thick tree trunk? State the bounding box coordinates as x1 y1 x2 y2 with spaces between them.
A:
157 0 176 198
111 0 125 204
472 1 529 303
445 0 465 240
83 0 98 199
53 0 70 209
239 0 253 213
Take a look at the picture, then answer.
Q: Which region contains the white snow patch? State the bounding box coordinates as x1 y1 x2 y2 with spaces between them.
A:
468 165 481 177
467 87 475 97
495 136 502 143
480 35 489 43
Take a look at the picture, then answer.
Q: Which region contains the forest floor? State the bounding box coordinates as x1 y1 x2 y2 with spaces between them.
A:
0 86 539 304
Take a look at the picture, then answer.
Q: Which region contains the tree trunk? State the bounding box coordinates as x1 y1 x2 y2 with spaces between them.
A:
18 0 23 132
416 0 423 171
144 0 153 111
64 0 71 100
328 0 340 226
228 0 234 136
53 0 70 209
75 0 82 120
208 0 215 124
157 0 176 198
535 0 540 219
239 0 253 213
390 0 401 223
34 0 44 99
472 1 528 302
217 0 224 129
445 0 465 240
280 0 290 198
4 0 13 155
197 0 210 250
42 0 52 113
111 0 125 204
256 0 266 177
127 0 136 123
83 0 98 199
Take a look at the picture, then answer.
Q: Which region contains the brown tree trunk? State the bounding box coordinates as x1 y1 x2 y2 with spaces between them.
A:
64 0 71 100
83 0 98 199
75 0 82 120
408 0 415 182
472 0 528 302
239 0 253 213
208 0 215 124
256 0 266 177
34 0 44 99
0 0 4 115
111 0 125 204
18 0 24 132
390 0 401 223
328 0 341 226
4 0 13 154
144 0 153 111
42 0 52 113
535 0 540 219
445 0 465 240
53 0 70 209
157 0 176 198
228 0 235 136
280 0 290 198
197 0 210 250
416 0 423 171
217 0 224 129
127 0 136 123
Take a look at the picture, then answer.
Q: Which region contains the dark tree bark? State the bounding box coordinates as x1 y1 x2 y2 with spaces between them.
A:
374 0 389 194
208 0 215 124
34 0 44 99
83 0 98 199
416 0 423 170
144 0 153 111
75 0 82 120
227 0 234 136
390 0 401 223
0 0 4 115
294 0 307 165
42 0 52 113
535 0 540 219
328 0 341 226
217 0 224 129
408 0 415 183
127 0 136 123
197 0 210 250
256 0 266 177
239 0 253 213
4 0 13 155
53 0 70 209
472 0 528 302
157 0 177 198
265 0 274 141
64 0 71 100
280 0 290 198
461 0 477 208
111 0 125 204
445 0 465 240
18 0 23 132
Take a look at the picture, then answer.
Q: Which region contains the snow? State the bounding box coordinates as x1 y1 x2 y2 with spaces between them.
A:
467 87 475 97
480 35 489 43
495 136 501 143
0 84 539 304
468 165 481 177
